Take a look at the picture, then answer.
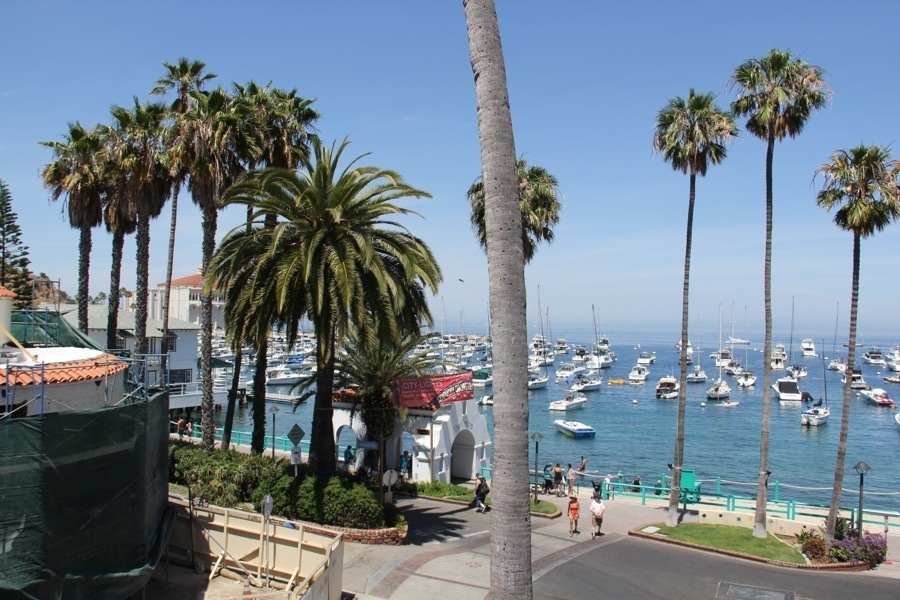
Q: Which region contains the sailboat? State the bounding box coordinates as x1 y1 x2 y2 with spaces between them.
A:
529 287 551 391
707 304 731 400
786 296 806 378
801 351 830 426
687 314 707 383
736 306 757 387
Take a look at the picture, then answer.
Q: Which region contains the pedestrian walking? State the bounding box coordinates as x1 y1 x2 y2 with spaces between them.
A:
590 496 605 539
567 463 577 495
474 474 490 513
568 495 580 536
553 463 564 497
176 418 185 439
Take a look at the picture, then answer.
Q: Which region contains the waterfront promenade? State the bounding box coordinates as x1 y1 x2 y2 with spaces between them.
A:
146 467 900 599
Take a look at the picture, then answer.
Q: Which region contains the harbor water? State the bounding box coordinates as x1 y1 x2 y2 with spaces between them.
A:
223 328 900 513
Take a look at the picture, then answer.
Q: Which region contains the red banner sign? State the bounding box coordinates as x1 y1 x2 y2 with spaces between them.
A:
396 372 474 408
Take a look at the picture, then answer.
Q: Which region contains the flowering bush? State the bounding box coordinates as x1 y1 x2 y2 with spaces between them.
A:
828 533 887 566
801 535 827 561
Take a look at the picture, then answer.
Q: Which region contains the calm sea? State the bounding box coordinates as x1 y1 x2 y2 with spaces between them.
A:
226 328 900 512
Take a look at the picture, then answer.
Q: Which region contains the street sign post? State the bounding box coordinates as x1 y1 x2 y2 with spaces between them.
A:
288 424 305 447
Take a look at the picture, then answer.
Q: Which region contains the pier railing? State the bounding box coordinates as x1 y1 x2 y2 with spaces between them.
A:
176 425 311 455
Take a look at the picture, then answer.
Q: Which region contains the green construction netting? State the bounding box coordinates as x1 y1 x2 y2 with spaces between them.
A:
9 309 104 351
0 391 170 599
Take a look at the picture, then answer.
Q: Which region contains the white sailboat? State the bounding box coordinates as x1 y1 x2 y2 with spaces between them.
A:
707 304 731 400
801 354 830 426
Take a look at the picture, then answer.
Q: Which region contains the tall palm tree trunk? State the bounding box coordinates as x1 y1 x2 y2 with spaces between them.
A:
160 189 179 385
222 345 242 450
754 132 776 537
666 174 696 526
77 225 92 332
311 324 338 474
464 1 532 597
251 343 269 454
134 211 150 355
107 229 125 350
826 233 861 538
200 202 218 451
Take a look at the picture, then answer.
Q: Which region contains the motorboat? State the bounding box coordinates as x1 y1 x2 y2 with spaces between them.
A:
608 377 627 385
861 346 886 366
477 394 494 406
710 348 733 367
841 367 867 389
554 419 596 439
686 365 707 383
554 338 570 354
674 339 694 356
628 364 650 383
568 373 603 392
727 336 750 346
724 359 743 376
884 374 900 384
828 356 847 372
527 373 550 390
772 377 802 403
472 369 493 388
556 362 586 379
571 345 589 363
266 364 311 386
655 374 679 398
717 400 741 408
736 371 758 388
637 351 656 365
886 359 900 372
706 378 731 400
584 349 615 369
549 393 587 411
859 388 896 407
801 406 830 426
801 338 818 357
787 364 808 379
895 412 900 428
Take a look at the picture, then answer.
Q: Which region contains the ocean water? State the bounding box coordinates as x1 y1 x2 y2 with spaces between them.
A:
225 328 900 512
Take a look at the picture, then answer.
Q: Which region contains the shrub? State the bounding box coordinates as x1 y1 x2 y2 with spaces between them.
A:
794 527 816 545
801 535 827 561
828 533 887 566
416 480 470 498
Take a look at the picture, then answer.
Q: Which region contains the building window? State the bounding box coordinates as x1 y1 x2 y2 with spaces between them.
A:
170 369 192 384
167 332 178 353
114 334 126 350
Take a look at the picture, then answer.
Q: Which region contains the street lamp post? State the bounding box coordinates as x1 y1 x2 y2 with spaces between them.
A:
269 405 280 459
531 432 543 497
853 460 870 538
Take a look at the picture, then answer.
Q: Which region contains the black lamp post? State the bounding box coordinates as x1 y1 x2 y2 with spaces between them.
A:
269 405 279 459
853 460 870 538
531 432 543 496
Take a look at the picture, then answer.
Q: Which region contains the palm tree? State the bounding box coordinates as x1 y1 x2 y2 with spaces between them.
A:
463 1 532 597
40 123 107 332
467 157 561 264
170 87 259 450
653 90 737 527
151 58 218 382
220 142 441 473
96 129 137 350
730 48 828 537
109 99 172 355
334 329 436 500
228 82 320 451
816 145 899 539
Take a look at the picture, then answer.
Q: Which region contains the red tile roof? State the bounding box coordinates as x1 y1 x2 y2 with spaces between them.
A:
0 286 16 298
2 354 130 386
162 273 204 287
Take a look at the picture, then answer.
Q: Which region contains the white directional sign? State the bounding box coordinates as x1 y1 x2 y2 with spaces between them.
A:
290 446 303 465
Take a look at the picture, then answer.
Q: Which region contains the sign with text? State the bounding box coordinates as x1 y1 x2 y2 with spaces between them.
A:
396 372 473 409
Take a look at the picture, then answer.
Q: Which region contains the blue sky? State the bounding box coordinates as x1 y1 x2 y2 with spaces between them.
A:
2 1 898 338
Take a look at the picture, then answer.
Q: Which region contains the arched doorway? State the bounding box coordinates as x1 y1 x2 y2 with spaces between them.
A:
450 429 476 480
335 424 359 468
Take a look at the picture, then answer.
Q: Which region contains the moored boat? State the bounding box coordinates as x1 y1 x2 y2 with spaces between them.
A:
686 365 707 383
801 406 830 426
527 373 550 390
736 371 757 388
637 351 656 365
553 419 596 439
628 364 650 383
861 346 886 366
549 393 587 411
477 394 494 406
801 338 818 357
841 367 867 389
568 372 602 392
655 374 678 398
859 388 896 407
706 378 731 400
772 377 803 403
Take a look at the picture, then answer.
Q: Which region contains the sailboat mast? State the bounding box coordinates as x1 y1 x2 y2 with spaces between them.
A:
789 295 795 364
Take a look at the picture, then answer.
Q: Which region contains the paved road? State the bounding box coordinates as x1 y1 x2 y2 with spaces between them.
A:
534 535 897 600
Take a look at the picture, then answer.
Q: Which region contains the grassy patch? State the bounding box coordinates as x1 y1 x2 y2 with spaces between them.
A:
529 499 558 514
652 523 805 564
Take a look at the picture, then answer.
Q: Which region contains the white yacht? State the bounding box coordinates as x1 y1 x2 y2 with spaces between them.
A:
787 364 808 379
655 374 679 399
686 365 707 383
859 388 895 407
841 368 867 389
736 371 758 388
568 372 603 392
628 364 650 383
772 377 803 403
527 373 550 390
801 338 818 357
555 362 586 379
549 393 587 411
861 346 886 366
710 348 733 368
637 351 656 365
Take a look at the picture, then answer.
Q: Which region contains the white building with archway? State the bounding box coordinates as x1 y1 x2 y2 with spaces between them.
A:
332 396 492 483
